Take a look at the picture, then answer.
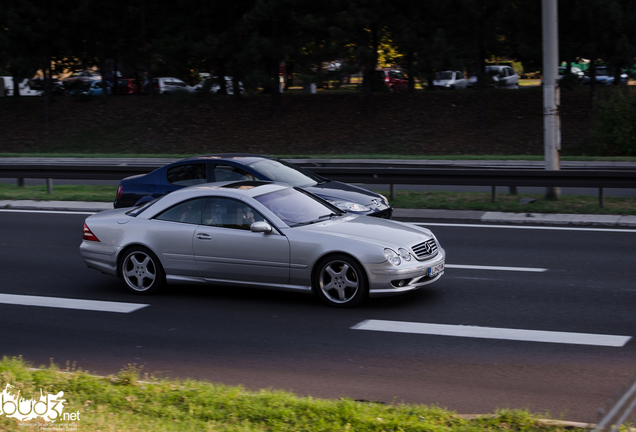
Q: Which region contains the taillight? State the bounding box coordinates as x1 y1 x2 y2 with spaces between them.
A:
116 185 124 200
82 223 100 242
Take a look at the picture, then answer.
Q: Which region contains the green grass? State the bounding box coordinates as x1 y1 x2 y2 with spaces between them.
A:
2 184 635 215
0 184 117 202
388 190 636 215
0 356 585 432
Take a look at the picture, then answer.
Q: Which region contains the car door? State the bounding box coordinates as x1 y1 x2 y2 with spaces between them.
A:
193 197 290 284
150 198 202 277
456 71 467 89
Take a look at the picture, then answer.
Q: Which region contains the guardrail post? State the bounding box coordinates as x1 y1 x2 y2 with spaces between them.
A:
599 188 604 208
509 186 518 195
390 184 395 200
17 178 24 187
491 186 497 202
47 178 53 194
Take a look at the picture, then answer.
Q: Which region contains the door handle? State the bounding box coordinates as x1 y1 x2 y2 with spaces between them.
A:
196 233 212 240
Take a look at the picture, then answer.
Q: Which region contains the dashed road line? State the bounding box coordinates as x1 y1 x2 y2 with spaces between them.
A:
446 264 547 272
352 319 631 347
0 293 148 313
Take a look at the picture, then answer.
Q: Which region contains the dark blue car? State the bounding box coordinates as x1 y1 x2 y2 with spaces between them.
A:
114 154 393 218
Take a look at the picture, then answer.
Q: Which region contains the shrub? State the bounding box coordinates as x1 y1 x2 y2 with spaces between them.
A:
588 87 636 155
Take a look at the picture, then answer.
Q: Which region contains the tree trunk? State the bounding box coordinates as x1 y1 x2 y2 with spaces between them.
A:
362 23 379 115
589 60 597 102
12 75 21 98
141 2 154 98
474 3 486 129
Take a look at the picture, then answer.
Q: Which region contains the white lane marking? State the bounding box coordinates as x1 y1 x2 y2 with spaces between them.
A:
0 294 148 313
447 264 547 272
0 209 96 215
413 222 636 233
351 320 631 347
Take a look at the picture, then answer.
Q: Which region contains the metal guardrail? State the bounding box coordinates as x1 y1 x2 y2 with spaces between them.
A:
1 162 635 207
593 378 636 432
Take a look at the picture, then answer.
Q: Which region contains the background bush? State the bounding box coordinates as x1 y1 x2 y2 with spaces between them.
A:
588 87 636 155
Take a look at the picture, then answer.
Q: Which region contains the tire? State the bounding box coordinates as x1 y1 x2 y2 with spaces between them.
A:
119 247 165 294
313 254 368 307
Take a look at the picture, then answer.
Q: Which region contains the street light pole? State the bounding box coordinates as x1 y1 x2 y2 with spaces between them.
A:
542 0 561 200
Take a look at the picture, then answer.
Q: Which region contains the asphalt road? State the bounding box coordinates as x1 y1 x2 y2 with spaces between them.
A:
1 210 635 423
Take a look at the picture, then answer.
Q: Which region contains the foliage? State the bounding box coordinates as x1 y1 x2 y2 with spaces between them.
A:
588 87 636 155
0 356 586 432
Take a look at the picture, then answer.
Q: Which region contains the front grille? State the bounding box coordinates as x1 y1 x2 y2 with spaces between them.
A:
370 208 392 219
412 239 438 260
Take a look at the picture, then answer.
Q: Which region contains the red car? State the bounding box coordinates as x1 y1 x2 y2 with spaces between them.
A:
375 69 409 92
116 79 141 95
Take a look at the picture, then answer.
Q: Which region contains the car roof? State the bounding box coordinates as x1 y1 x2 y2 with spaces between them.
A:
176 154 275 164
137 181 291 218
172 180 288 199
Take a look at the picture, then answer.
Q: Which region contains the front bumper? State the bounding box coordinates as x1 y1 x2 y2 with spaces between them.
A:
366 247 446 297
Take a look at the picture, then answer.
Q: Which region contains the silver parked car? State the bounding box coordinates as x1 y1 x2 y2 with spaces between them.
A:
468 65 519 89
432 71 468 89
80 181 445 307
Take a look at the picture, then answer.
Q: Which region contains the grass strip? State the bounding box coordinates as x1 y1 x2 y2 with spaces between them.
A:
1 184 635 215
0 184 117 203
0 356 584 432
388 190 636 215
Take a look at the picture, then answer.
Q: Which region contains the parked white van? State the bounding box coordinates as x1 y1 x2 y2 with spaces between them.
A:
0 77 44 97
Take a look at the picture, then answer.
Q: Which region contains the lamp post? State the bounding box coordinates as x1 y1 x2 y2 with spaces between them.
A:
542 0 561 200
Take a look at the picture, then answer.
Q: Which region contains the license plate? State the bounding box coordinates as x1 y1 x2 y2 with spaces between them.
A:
428 262 445 277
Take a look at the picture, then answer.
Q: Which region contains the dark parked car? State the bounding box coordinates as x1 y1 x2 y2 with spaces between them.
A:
114 155 393 218
116 78 141 95
375 69 409 92
582 66 628 85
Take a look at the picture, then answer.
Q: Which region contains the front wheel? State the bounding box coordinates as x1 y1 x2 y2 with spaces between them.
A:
313 255 368 307
119 247 165 294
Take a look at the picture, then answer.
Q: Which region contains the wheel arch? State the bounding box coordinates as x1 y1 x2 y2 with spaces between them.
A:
310 251 369 293
116 243 163 277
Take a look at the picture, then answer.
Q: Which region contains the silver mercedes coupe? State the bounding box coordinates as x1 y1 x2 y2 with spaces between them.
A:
80 181 445 307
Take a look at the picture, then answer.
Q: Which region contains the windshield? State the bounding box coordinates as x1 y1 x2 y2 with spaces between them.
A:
247 159 323 187
254 188 342 227
435 71 453 80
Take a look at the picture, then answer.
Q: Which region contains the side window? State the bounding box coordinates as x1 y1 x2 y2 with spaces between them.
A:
457 71 464 79
213 164 255 182
167 164 207 186
202 197 264 230
155 198 202 225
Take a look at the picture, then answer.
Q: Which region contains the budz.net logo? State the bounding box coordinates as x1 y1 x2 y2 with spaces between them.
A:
1 384 67 422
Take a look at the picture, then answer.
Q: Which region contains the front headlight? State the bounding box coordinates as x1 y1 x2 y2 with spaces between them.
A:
327 200 370 212
398 248 412 262
378 194 390 206
384 248 401 266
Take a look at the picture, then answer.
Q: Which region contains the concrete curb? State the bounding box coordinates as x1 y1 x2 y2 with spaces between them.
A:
2 200 635 228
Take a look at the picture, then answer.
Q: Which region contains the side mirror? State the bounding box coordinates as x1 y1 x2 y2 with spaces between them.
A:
250 221 272 233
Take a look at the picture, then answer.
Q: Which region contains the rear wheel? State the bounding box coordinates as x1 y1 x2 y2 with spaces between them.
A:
119 247 165 294
313 255 368 307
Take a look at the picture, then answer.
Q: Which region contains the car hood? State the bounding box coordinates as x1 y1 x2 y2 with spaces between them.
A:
304 180 385 205
296 215 434 249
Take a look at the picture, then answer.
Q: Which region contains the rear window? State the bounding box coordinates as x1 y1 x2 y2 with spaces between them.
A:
126 198 160 217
